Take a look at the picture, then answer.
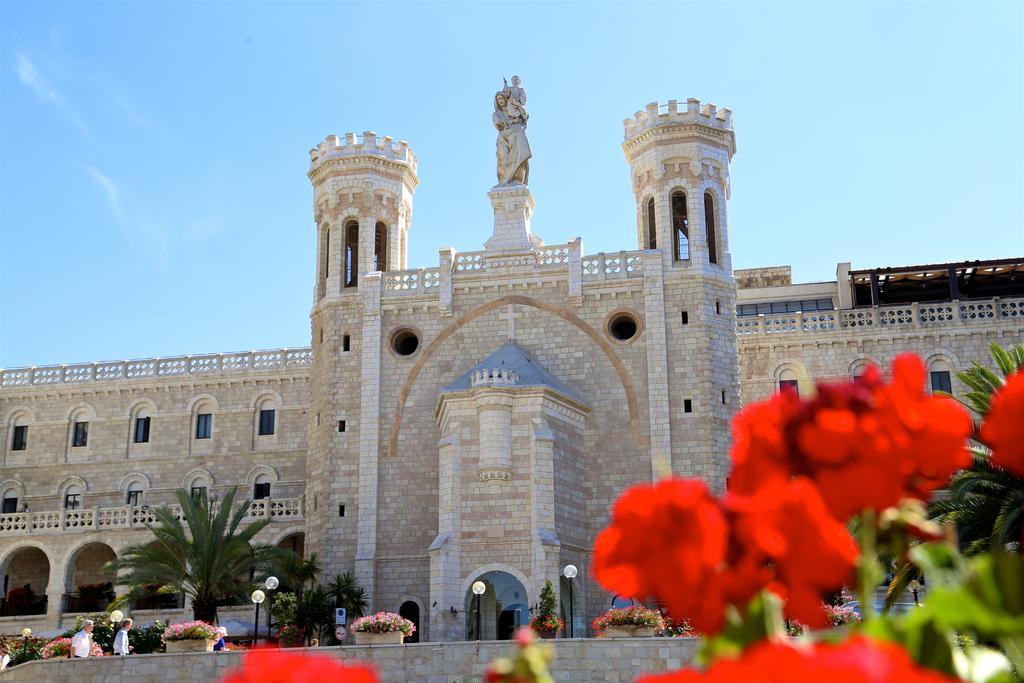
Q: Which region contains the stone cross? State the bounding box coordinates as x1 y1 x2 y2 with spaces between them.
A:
502 304 523 340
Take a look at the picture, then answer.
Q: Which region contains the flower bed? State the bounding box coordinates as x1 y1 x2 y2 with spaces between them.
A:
592 606 664 637
161 620 220 643
528 613 563 635
40 636 103 658
276 624 305 647
350 612 415 637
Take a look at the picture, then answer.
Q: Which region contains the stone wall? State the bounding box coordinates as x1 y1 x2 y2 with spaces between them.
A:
734 266 791 289
0 638 699 683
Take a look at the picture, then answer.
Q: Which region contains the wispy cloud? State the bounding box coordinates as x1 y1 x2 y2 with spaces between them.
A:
15 52 94 142
84 166 127 225
84 165 171 264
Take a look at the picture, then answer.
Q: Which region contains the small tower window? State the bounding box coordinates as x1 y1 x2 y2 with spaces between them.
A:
11 425 28 451
644 198 657 250
374 222 388 272
704 192 718 264
342 334 351 352
344 220 359 288
671 190 689 260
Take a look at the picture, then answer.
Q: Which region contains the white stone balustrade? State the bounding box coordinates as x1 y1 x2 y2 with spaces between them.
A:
470 368 520 387
736 297 1022 337
0 497 303 537
0 348 312 387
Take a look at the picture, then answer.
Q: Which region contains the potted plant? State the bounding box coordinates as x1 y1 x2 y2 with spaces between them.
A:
40 637 103 658
529 580 563 639
350 612 415 645
661 616 695 637
592 606 664 638
276 624 305 648
161 620 220 653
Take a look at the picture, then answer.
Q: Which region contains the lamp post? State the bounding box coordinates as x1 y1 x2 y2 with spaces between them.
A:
264 576 279 639
472 580 486 641
562 564 577 638
21 628 31 661
251 589 266 646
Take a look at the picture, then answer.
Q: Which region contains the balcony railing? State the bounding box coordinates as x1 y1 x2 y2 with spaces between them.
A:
736 297 1022 338
0 497 304 537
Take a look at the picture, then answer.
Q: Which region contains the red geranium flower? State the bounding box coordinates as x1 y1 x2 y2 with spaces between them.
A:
637 636 959 682
980 370 1024 478
730 355 972 520
220 649 379 683
593 479 747 633
728 479 858 628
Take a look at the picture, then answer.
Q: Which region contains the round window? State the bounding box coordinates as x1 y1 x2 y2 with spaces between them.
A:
391 329 420 356
608 313 639 342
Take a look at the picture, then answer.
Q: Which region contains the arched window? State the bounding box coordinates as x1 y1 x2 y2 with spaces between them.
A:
64 484 83 510
344 220 359 288
644 198 657 250
671 190 689 260
778 368 799 395
399 601 420 643
374 222 388 272
253 474 271 500
928 358 953 394
704 191 718 264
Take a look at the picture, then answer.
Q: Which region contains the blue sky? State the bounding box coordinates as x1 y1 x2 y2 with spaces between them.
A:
1 1 1021 368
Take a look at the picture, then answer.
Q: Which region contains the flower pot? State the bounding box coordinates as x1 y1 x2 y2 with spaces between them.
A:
536 629 559 640
604 625 657 638
353 631 405 645
165 638 215 653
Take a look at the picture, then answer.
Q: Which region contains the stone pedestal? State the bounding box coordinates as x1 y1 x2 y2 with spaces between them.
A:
484 184 540 254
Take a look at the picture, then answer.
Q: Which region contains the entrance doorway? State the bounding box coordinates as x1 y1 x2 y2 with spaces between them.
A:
464 571 528 641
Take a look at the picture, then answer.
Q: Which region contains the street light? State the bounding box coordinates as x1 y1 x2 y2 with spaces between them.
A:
472 580 486 641
21 628 31 660
251 589 266 645
562 564 577 638
264 576 279 639
110 609 124 627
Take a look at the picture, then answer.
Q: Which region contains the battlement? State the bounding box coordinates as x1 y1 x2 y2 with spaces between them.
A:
471 368 520 387
308 131 418 173
623 99 733 141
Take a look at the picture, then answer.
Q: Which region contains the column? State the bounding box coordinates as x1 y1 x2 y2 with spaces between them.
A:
642 252 673 479
429 430 462 642
355 272 382 608
529 419 560 602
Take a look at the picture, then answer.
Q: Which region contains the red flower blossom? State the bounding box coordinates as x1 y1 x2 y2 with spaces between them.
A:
593 479 745 633
981 370 1024 478
220 649 378 683
728 479 858 627
637 636 959 682
730 355 972 520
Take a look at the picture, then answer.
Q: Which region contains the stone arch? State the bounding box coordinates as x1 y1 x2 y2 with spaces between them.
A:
181 467 214 490
848 355 880 378
57 475 88 499
459 562 531 605
273 529 305 559
126 398 158 419
250 390 283 411
64 402 96 422
462 565 531 641
119 472 152 493
0 479 26 501
773 359 811 394
0 544 52 614
388 294 642 457
62 541 117 611
396 595 424 643
924 348 961 371
187 393 220 413
245 465 279 487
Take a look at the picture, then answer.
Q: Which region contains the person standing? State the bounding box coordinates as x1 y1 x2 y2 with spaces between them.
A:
71 620 94 658
212 627 228 651
113 618 133 655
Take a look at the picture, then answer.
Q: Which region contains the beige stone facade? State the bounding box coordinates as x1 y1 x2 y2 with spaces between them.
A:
0 96 1019 644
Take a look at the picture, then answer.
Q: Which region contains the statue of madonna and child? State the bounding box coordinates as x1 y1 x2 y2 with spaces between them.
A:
493 75 531 186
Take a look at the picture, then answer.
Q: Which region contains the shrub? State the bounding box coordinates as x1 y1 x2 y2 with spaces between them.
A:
161 620 219 642
661 616 694 637
0 634 46 666
350 612 415 636
41 636 103 659
529 580 563 634
591 606 664 635
276 624 305 647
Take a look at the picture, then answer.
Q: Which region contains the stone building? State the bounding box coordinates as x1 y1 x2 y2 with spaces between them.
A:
0 94 1021 641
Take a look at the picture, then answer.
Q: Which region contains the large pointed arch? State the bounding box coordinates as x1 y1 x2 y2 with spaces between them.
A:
387 294 641 457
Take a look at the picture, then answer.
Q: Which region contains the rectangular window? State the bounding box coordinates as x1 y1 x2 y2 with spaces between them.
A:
196 413 212 439
338 420 346 433
258 409 276 436
343 335 351 352
11 425 27 451
72 421 89 447
683 399 693 414
126 490 142 506
715 300 721 315
191 486 207 500
930 371 952 394
721 390 727 405
253 482 271 500
779 379 799 395
64 493 81 510
1 497 17 514
338 504 346 517
680 311 689 325
133 416 151 444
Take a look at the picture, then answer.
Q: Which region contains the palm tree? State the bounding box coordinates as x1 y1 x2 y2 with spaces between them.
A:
929 343 1024 555
276 552 322 597
885 343 1024 610
107 488 280 623
325 572 368 620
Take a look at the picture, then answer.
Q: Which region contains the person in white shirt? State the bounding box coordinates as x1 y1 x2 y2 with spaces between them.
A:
113 618 133 655
71 620 94 657
0 644 10 670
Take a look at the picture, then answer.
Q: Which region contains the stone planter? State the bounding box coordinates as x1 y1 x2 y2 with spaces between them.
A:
165 638 215 653
353 630 405 645
604 625 658 638
535 629 559 640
